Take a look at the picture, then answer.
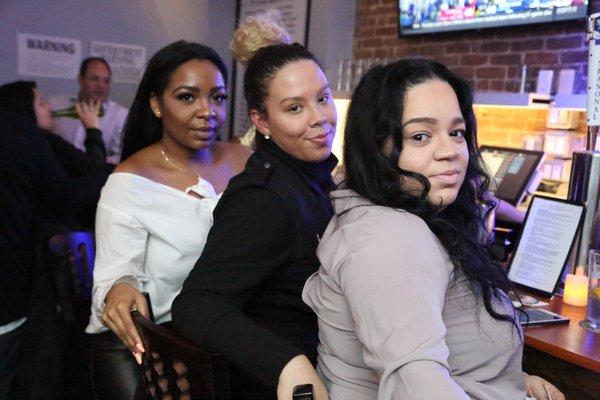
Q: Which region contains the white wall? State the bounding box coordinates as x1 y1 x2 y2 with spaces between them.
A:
0 0 355 138
0 0 236 108
308 0 357 90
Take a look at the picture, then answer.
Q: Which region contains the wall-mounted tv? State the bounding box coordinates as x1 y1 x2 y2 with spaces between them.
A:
399 0 589 36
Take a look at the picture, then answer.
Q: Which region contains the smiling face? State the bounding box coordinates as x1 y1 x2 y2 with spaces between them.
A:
33 88 55 131
79 60 111 102
251 59 336 163
398 79 469 208
150 59 227 152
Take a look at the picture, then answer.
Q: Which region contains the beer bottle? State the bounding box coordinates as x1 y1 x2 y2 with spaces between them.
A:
52 105 105 118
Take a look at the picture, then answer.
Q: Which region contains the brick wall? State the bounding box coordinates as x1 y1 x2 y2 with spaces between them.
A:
354 0 600 94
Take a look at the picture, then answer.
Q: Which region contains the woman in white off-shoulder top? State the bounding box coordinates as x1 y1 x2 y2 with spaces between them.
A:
86 41 250 399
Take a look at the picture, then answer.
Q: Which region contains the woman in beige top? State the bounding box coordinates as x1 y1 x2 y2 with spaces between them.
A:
303 59 563 400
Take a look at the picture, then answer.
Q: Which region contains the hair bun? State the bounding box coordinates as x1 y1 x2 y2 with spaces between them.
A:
231 9 291 65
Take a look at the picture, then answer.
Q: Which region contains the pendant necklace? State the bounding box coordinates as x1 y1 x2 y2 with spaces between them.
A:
158 144 208 176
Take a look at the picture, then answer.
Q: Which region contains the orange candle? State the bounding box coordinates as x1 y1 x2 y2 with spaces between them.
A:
563 273 588 307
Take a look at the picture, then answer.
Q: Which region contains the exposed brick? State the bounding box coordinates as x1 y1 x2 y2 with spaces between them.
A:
354 0 588 93
524 52 559 65
418 44 445 56
396 46 419 57
490 80 504 91
563 24 587 35
498 26 535 39
360 27 375 38
445 43 470 54
476 66 506 79
490 54 522 65
435 55 460 67
529 25 565 36
453 66 475 79
476 80 489 91
373 48 391 58
504 80 520 92
461 54 488 66
473 41 510 53
560 50 588 64
510 39 544 52
355 48 374 59
546 35 583 50
375 26 396 36
363 37 383 48
383 37 400 47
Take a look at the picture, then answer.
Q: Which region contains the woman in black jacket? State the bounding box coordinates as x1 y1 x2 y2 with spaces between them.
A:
172 11 336 400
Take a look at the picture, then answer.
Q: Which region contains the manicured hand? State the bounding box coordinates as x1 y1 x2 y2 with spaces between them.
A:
102 282 150 364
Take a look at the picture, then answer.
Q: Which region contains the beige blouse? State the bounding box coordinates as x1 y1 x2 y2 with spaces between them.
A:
303 190 526 400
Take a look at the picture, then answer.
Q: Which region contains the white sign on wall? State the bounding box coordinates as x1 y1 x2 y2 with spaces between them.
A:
91 41 146 84
232 0 310 138
17 33 81 79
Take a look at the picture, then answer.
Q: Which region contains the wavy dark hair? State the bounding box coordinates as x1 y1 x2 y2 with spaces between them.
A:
120 40 228 161
244 43 320 116
0 80 37 123
343 58 516 327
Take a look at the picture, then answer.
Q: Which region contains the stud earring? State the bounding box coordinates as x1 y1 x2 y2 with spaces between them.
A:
264 131 271 140
155 110 161 117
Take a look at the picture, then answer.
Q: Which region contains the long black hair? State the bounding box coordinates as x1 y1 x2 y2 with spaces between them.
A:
343 58 516 326
0 80 37 123
120 40 228 161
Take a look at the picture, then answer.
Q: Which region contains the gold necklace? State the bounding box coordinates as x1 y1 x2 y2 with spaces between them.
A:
158 144 207 176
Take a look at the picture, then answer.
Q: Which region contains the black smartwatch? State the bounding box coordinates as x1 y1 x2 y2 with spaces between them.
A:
292 383 314 400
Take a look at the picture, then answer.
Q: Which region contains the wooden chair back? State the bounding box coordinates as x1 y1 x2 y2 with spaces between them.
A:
48 231 95 302
131 310 230 400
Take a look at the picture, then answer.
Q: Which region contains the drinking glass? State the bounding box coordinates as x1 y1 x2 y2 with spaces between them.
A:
580 249 600 333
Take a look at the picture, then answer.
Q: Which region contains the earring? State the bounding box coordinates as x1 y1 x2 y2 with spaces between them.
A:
154 110 161 117
264 131 271 140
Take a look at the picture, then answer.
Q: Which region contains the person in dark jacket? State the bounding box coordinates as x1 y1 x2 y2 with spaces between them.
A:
0 80 113 177
0 80 113 229
172 11 336 400
0 108 106 399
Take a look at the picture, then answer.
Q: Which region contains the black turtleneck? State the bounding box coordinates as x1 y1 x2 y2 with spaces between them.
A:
173 136 337 399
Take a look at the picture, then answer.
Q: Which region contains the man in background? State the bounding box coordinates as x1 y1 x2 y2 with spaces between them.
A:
50 57 128 163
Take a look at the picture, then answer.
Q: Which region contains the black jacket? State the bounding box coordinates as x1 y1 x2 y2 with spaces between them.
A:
43 127 114 177
0 109 106 325
173 134 337 398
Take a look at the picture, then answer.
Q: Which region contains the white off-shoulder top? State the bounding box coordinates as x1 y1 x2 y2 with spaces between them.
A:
86 172 221 333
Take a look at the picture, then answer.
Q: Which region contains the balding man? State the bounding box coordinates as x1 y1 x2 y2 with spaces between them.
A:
50 57 128 163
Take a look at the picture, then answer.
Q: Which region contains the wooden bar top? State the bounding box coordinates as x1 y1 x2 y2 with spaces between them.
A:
523 295 600 373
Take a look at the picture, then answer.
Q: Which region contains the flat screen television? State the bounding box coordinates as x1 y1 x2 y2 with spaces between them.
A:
399 0 589 35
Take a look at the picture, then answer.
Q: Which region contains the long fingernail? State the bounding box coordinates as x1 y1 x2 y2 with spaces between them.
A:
133 352 142 365
136 343 145 353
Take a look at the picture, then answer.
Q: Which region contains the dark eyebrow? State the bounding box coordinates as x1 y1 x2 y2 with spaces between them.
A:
171 85 226 94
401 116 465 129
279 84 332 105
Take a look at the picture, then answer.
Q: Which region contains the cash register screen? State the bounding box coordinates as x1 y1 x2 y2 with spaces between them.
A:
480 146 545 206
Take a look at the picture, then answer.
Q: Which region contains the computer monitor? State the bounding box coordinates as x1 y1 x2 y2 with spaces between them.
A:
480 146 545 206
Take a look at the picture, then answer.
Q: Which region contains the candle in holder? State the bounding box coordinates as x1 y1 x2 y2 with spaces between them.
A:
563 273 588 307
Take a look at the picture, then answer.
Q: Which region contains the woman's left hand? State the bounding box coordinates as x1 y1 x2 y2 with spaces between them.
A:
524 373 565 400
